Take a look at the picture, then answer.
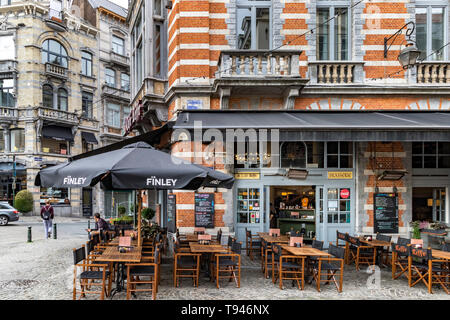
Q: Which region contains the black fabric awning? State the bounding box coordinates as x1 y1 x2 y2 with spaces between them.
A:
174 111 450 141
42 125 74 142
81 132 98 144
70 122 174 161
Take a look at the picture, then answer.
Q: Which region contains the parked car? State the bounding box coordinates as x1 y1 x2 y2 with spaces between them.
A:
0 202 20 226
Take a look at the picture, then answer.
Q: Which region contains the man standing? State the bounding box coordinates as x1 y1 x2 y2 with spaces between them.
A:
40 200 54 239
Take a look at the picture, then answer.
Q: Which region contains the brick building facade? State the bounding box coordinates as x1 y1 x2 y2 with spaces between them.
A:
126 0 450 245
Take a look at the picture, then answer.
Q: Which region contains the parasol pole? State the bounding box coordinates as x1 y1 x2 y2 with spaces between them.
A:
137 189 142 245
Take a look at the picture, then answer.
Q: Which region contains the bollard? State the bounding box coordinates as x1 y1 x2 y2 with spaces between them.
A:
53 223 57 239
27 226 32 243
88 220 90 230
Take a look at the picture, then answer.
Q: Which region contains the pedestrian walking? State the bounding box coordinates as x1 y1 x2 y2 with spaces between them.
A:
40 200 54 239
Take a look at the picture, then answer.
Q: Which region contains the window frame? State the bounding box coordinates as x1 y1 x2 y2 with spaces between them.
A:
42 84 54 108
105 68 116 87
81 91 93 119
41 39 68 68
10 128 25 153
0 78 15 108
236 0 272 50
120 73 130 91
81 51 93 77
57 88 68 111
415 2 448 61
106 102 121 128
412 141 450 169
112 35 125 56
316 1 352 61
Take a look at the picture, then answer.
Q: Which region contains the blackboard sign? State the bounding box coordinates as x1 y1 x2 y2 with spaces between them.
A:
195 193 214 228
167 194 176 233
374 193 398 233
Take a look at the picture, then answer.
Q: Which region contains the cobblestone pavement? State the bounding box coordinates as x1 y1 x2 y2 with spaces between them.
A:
0 226 448 300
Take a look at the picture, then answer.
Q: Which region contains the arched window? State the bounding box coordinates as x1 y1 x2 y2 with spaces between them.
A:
42 39 68 67
42 84 53 108
280 142 307 168
57 88 68 111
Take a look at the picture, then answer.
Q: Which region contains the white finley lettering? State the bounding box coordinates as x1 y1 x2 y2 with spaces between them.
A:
63 176 87 185
146 176 178 187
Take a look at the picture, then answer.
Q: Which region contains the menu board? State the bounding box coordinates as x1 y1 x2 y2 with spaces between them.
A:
374 193 398 233
195 193 215 228
167 194 176 233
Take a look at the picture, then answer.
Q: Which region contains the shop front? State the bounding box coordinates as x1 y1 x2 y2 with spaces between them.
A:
234 165 355 247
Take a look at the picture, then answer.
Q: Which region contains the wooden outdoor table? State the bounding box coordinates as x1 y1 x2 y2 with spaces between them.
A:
281 245 331 257
189 243 229 281
258 232 289 244
96 246 142 298
432 249 450 260
359 238 391 247
108 238 140 247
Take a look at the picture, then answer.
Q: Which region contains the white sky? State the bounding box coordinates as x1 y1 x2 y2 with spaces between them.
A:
109 0 128 9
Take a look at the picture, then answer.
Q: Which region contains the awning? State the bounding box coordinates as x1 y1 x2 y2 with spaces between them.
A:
42 125 74 142
174 111 450 141
81 132 98 144
70 122 174 161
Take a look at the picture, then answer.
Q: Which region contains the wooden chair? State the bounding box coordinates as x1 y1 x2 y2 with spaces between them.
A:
391 242 409 280
376 233 392 266
126 247 160 300
397 237 411 246
336 231 350 264
173 239 201 287
407 245 449 294
72 246 112 300
260 238 272 278
211 241 242 288
347 235 376 271
245 229 261 260
307 239 324 272
212 228 222 244
271 243 305 290
310 243 345 293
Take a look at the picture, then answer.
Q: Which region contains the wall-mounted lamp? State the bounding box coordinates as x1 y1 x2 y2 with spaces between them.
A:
384 21 421 69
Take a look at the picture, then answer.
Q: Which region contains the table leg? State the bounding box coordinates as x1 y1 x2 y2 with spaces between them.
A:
110 263 124 299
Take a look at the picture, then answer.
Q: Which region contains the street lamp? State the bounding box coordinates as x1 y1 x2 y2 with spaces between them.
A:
384 21 421 69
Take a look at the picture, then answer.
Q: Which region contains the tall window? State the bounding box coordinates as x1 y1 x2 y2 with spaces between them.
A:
105 68 116 87
154 24 162 76
82 91 93 118
120 73 130 91
81 51 92 76
0 34 14 59
42 39 68 67
10 129 24 152
317 4 350 60
132 6 144 94
42 84 53 108
107 103 121 127
123 106 131 126
416 4 447 61
0 0 11 6
154 0 162 16
136 42 143 85
57 88 68 111
237 1 271 50
112 35 125 55
0 79 14 107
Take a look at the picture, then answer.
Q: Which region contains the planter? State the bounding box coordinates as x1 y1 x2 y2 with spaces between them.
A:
410 230 447 249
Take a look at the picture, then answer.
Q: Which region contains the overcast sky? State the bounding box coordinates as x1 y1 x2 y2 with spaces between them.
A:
110 0 128 9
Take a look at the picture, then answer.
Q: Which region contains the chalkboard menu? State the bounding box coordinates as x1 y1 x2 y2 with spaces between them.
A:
374 193 398 233
195 193 215 228
167 194 176 233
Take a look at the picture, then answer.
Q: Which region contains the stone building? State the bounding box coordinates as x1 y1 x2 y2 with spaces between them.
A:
125 0 450 246
0 0 130 218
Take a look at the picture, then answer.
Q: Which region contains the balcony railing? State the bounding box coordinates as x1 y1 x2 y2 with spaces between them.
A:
217 50 301 78
37 106 78 124
110 51 130 66
308 61 365 84
416 62 450 84
0 106 18 120
45 63 68 79
102 84 130 101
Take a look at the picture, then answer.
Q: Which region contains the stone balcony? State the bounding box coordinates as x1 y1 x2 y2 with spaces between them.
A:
0 106 18 123
308 61 365 84
45 63 68 80
0 60 17 75
102 84 130 102
110 51 130 67
214 50 308 108
416 62 450 84
36 106 78 125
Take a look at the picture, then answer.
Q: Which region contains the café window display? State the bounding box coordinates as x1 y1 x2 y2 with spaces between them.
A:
40 187 69 205
237 188 260 223
327 188 351 224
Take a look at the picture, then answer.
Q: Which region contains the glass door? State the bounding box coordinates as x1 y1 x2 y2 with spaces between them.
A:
433 188 446 222
235 186 263 247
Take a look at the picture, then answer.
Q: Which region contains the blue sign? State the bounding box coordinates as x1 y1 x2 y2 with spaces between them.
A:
186 100 202 110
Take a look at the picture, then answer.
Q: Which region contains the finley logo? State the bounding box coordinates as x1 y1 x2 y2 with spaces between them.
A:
146 176 178 187
63 176 87 185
